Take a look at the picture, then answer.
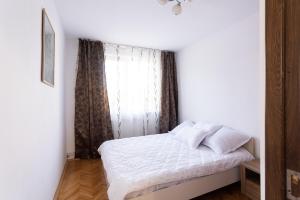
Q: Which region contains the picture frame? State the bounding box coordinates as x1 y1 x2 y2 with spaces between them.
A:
41 8 55 87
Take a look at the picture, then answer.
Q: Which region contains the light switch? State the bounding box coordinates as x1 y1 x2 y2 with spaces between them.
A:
287 169 300 200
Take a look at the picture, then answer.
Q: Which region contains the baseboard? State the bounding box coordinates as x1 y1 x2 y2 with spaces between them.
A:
66 152 75 160
53 160 69 200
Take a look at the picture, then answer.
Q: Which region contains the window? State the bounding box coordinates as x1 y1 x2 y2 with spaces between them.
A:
104 44 161 139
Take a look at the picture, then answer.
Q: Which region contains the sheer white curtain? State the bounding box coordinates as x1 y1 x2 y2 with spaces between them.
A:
104 44 161 139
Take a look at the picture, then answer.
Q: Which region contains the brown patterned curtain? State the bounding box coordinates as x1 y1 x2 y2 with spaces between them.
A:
75 39 113 159
159 51 178 133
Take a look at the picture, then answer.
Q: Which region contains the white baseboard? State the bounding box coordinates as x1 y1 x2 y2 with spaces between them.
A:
66 152 75 159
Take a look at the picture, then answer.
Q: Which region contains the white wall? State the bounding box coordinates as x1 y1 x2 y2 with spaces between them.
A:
0 0 66 199
259 0 266 199
64 37 78 157
176 13 263 158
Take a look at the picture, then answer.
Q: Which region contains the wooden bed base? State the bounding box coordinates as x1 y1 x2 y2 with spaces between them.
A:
132 167 240 200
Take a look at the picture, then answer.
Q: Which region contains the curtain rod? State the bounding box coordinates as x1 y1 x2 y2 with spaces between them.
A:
104 42 161 51
79 38 173 52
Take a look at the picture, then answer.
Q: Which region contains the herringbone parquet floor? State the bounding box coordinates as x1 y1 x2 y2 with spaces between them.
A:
56 160 250 200
56 160 108 200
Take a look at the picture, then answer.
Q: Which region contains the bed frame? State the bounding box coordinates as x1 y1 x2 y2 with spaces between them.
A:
130 138 255 200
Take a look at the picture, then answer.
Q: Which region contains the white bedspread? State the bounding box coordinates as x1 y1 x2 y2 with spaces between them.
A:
98 133 254 200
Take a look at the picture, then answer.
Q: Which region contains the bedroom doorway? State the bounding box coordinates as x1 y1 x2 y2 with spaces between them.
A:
266 0 300 199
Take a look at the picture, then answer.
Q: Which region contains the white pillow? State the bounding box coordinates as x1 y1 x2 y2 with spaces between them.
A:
170 120 194 134
193 121 222 136
203 126 251 154
174 126 211 149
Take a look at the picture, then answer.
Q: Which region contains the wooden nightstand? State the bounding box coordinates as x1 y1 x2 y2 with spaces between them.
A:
240 159 260 200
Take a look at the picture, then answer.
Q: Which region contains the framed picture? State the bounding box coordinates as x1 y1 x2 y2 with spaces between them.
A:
41 9 55 87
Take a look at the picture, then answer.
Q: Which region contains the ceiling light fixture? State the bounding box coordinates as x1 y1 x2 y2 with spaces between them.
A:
158 0 192 15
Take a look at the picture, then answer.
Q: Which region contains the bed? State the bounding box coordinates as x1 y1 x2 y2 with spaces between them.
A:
98 133 255 200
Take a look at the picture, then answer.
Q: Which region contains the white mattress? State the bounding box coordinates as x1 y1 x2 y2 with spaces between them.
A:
98 133 254 200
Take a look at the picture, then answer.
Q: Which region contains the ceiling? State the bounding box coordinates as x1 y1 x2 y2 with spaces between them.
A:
55 0 259 51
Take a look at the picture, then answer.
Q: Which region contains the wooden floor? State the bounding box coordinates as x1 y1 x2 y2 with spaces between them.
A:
56 160 250 200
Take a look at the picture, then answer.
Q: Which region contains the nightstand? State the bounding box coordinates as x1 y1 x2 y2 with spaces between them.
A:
240 159 260 200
